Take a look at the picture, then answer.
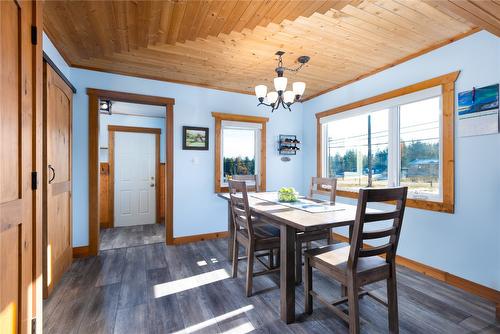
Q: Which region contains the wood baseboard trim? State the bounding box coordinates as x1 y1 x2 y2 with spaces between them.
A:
173 231 229 245
72 246 90 258
332 233 500 312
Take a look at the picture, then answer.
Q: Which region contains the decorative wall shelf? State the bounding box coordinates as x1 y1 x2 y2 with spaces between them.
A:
278 135 300 155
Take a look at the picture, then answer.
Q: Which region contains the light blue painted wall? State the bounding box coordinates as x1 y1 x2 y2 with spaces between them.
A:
43 30 499 290
67 69 304 247
42 34 72 80
302 31 500 290
99 114 167 163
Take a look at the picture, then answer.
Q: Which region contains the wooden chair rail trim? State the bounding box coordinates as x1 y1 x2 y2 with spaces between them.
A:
332 233 500 306
108 125 161 134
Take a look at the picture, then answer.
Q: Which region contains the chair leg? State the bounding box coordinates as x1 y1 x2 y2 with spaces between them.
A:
245 242 255 297
269 249 274 268
231 233 239 278
327 228 332 245
295 239 303 284
387 265 399 334
347 282 360 334
304 255 313 315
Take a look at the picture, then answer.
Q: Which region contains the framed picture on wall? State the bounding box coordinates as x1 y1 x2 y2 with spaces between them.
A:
182 126 209 150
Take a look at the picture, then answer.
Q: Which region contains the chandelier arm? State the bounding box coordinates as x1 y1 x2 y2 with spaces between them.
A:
282 62 305 73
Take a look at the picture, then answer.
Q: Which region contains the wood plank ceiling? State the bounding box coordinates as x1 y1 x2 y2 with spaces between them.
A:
43 0 497 100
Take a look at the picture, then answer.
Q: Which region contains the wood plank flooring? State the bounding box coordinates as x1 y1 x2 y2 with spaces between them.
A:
44 236 499 333
100 224 165 250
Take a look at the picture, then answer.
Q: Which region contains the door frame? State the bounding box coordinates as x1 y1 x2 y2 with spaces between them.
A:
108 125 161 228
87 88 175 255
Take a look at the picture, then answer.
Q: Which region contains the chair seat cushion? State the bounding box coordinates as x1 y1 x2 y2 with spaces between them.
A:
305 243 388 275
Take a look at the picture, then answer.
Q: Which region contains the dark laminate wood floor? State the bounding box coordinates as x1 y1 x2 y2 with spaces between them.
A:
44 237 499 334
100 223 165 251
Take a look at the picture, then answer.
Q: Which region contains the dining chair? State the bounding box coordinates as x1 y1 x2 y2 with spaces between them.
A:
232 174 259 192
304 187 408 334
228 180 280 297
295 177 337 283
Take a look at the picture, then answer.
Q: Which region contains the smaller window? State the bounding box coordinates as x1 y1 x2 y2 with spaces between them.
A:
212 113 268 192
222 122 260 187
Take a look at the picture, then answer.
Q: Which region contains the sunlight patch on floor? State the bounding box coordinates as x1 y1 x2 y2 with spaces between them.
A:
221 322 255 334
171 305 254 334
153 269 230 298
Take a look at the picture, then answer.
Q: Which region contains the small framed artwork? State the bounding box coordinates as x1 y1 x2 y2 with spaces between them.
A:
183 126 209 150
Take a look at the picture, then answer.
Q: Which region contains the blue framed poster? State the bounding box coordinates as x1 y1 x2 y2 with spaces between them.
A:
458 84 499 137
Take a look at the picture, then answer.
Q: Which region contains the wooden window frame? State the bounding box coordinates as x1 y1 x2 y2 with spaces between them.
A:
316 71 459 213
212 112 269 193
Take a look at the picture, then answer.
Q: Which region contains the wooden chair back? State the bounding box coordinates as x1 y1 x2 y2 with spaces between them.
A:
309 177 337 203
348 187 408 270
232 174 259 192
228 180 255 237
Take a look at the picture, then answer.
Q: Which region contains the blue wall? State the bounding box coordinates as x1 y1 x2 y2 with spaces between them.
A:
302 31 500 290
43 31 500 290
42 33 304 247
99 114 167 163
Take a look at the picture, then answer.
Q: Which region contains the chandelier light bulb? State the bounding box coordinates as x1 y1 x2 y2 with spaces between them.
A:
255 85 267 98
274 77 287 93
283 91 294 104
255 52 310 112
267 91 279 104
292 82 306 96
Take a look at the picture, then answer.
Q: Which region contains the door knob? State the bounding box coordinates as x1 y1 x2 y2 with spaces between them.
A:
150 183 155 187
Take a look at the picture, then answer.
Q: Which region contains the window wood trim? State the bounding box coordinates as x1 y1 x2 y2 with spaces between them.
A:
315 71 459 213
212 112 269 193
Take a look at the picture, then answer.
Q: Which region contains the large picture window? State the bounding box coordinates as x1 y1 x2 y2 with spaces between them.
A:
317 72 458 213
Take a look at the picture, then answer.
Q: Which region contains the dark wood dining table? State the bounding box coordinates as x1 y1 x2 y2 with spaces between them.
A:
218 191 360 324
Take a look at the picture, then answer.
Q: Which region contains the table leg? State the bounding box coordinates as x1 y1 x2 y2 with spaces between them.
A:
227 202 234 260
280 224 296 324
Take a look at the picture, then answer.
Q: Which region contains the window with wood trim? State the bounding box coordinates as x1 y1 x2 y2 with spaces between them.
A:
316 72 458 213
212 112 268 193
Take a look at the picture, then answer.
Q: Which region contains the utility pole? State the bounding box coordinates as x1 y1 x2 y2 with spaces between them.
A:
367 115 373 187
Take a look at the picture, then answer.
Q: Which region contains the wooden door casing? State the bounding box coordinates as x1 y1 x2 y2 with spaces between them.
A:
42 62 73 298
0 1 40 333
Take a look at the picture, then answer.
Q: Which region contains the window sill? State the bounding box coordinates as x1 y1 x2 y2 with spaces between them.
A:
336 190 454 213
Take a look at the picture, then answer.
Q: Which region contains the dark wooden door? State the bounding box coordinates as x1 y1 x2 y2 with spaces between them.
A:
0 0 38 332
43 63 73 298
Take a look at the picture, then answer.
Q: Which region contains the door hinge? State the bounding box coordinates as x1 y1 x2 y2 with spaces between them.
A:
31 171 38 190
31 26 38 45
31 318 36 334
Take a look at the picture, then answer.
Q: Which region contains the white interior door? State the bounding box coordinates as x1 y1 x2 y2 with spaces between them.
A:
114 132 156 227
